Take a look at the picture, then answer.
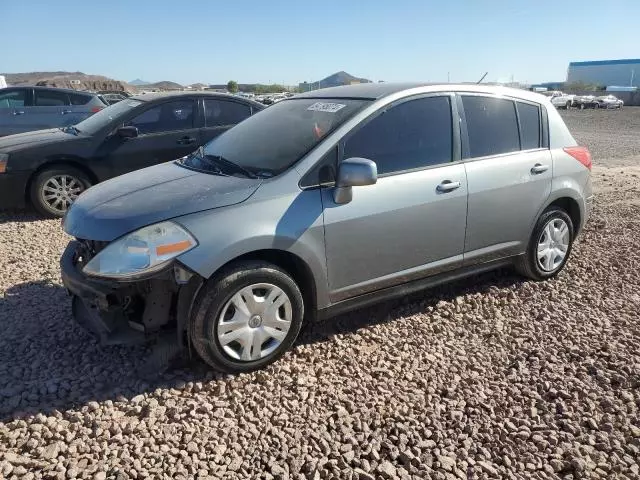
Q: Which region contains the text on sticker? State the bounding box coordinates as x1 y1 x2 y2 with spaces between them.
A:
307 102 346 113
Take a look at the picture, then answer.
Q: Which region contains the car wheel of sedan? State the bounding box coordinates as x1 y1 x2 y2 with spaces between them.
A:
30 167 92 217
190 260 304 373
580 103 585 110
516 207 574 281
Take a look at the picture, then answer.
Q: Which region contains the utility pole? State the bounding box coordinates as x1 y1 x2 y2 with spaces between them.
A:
631 69 635 87
447 72 450 83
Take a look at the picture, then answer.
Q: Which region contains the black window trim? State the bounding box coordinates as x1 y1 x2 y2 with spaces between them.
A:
457 92 549 163
124 98 197 137
515 99 543 151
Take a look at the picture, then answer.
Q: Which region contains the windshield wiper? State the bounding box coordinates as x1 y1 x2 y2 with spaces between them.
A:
203 154 258 179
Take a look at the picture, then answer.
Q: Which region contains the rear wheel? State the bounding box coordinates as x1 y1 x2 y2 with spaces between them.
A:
565 101 571 109
580 103 585 110
190 260 304 373
30 166 91 217
515 207 574 281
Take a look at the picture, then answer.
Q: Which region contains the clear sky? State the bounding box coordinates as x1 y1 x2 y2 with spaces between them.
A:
2 0 639 86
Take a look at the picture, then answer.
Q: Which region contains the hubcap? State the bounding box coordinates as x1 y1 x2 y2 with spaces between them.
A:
216 283 292 362
537 218 570 272
41 175 85 214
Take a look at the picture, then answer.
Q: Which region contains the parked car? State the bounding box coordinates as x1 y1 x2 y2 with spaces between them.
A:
0 86 107 137
0 92 263 216
595 95 623 109
60 83 592 373
546 91 575 109
572 95 598 109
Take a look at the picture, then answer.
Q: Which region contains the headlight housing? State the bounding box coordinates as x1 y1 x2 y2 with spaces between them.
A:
83 221 197 279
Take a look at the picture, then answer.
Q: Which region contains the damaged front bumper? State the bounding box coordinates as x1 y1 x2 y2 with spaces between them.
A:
60 240 203 346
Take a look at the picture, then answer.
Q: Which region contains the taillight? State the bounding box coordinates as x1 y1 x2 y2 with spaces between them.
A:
91 106 103 113
563 146 592 170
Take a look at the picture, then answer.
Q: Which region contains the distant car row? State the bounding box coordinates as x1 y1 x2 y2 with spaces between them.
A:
544 91 624 110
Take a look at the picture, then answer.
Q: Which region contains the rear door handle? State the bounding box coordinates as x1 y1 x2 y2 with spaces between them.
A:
61 110 73 115
177 136 196 145
12 111 25 116
436 180 462 193
531 163 549 174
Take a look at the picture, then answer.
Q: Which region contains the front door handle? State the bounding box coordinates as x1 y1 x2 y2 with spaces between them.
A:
531 163 549 174
436 180 462 193
12 111 25 116
61 110 73 115
177 136 196 145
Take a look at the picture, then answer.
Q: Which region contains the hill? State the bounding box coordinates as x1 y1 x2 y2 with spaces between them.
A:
1 71 135 92
129 78 150 86
143 81 183 90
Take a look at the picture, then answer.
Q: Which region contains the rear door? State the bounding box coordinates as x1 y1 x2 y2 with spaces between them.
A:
460 94 552 264
99 98 200 178
31 89 74 130
200 98 253 143
0 88 31 136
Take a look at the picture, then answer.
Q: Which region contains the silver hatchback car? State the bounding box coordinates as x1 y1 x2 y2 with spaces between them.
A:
61 83 593 373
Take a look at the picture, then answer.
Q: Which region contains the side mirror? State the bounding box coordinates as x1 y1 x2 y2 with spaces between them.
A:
117 126 139 139
333 157 377 204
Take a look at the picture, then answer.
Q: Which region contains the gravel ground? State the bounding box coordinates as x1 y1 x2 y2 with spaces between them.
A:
1 111 639 480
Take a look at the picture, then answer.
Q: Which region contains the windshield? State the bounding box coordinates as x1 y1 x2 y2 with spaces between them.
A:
181 98 369 177
74 99 144 135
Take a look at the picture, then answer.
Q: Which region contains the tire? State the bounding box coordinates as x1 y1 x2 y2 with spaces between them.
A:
580 103 585 110
190 260 304 373
515 207 574 281
565 101 571 110
30 166 92 217
594 103 600 109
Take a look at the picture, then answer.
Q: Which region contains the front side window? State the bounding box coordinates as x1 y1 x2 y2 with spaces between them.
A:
182 98 369 177
0 89 26 108
126 100 194 135
204 99 251 127
74 99 143 135
462 96 520 158
35 90 69 107
343 96 453 175
517 101 541 150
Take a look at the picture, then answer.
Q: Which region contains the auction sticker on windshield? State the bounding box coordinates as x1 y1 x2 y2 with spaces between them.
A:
307 102 346 113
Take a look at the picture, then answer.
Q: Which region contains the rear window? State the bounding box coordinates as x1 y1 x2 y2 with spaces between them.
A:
462 96 520 158
35 90 69 107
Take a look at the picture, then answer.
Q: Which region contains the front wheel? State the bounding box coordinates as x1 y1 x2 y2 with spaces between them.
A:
190 261 304 373
30 167 91 217
565 101 571 110
515 208 574 281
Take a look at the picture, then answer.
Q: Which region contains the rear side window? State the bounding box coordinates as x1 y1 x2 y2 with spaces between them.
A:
0 89 26 108
35 90 69 106
69 93 91 106
516 101 541 150
204 99 251 127
462 96 519 158
126 100 194 134
343 96 453 175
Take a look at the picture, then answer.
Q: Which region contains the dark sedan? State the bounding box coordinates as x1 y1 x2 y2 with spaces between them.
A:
0 92 263 216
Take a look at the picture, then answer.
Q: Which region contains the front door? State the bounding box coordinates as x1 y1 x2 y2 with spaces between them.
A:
460 95 552 264
321 94 468 303
99 99 201 179
0 88 30 136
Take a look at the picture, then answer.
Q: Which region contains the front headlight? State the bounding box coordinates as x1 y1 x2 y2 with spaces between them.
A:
83 221 197 279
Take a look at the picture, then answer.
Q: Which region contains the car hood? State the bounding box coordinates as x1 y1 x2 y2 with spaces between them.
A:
64 162 262 241
0 128 81 153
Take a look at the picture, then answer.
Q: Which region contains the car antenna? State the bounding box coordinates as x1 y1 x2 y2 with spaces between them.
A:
476 72 488 84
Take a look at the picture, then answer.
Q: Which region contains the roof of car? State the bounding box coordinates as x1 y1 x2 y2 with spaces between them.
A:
293 82 549 104
0 85 97 96
130 91 263 107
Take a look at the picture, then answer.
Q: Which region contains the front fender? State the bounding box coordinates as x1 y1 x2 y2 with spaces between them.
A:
174 188 331 308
